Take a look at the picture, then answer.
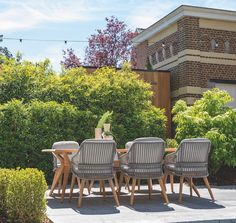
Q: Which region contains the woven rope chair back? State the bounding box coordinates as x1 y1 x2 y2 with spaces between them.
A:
177 138 211 163
78 139 116 165
129 139 165 164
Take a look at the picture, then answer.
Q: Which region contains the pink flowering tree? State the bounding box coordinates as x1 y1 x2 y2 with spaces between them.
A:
85 16 137 67
61 48 82 69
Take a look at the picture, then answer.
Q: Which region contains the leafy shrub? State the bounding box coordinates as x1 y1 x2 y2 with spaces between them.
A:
0 100 96 181
0 59 55 104
0 59 167 178
172 88 236 173
0 168 47 223
0 169 12 216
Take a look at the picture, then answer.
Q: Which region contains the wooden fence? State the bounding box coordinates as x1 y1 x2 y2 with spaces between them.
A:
135 69 171 137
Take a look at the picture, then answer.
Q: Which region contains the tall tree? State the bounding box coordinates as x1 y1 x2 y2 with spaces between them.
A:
85 16 137 67
61 48 82 69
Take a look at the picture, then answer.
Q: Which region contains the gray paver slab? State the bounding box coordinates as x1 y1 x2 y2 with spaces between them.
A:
47 184 236 223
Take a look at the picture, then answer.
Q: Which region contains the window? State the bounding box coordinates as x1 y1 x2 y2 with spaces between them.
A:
157 50 163 62
162 48 166 60
225 41 230 53
210 39 217 50
150 53 157 65
170 44 173 56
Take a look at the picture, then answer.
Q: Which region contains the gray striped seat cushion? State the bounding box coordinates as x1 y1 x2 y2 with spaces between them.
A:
121 163 163 179
165 163 209 178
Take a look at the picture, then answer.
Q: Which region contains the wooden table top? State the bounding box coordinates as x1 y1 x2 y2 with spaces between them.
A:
42 149 79 153
42 148 176 154
116 148 176 154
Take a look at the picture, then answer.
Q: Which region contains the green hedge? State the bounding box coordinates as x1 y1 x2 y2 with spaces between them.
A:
0 59 167 180
0 100 96 181
0 168 47 223
172 88 236 173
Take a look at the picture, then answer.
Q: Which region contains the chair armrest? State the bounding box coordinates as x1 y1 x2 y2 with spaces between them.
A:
165 152 177 163
71 151 80 166
119 153 129 165
125 141 133 150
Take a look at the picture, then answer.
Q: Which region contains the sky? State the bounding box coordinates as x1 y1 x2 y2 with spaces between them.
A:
1 0 236 72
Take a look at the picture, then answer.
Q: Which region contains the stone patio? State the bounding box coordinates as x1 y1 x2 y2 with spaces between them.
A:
46 183 236 223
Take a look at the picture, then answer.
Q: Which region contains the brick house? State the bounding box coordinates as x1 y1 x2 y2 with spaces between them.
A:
133 5 236 107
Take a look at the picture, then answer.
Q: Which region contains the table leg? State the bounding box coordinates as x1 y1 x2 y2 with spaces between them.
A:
60 152 72 203
61 165 70 203
49 165 64 196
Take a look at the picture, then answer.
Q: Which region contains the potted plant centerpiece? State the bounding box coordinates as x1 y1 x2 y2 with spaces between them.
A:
95 111 113 139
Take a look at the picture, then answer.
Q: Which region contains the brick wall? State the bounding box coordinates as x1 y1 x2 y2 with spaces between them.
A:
135 15 236 105
135 41 149 69
199 28 236 54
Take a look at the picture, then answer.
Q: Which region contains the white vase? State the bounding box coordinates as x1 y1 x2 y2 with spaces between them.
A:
95 128 102 139
103 123 111 132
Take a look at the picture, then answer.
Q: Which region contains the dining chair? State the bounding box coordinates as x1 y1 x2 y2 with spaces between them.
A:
50 141 79 195
71 139 119 207
164 138 215 203
119 138 169 205
123 137 163 192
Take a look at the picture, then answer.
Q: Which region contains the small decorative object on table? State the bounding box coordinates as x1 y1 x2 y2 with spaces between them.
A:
95 111 113 139
166 138 178 149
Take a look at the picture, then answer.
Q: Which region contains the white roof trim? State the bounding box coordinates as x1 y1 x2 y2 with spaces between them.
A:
133 5 236 46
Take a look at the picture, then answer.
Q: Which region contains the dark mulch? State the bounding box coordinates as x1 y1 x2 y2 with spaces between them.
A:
209 166 236 185
170 166 236 186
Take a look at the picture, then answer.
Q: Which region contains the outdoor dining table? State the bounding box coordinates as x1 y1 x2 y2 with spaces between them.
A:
42 147 177 203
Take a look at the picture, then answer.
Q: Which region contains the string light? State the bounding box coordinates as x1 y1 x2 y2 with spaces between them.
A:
2 37 90 44
0 36 155 44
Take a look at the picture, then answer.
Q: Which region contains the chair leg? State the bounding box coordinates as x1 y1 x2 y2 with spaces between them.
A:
147 178 152 199
163 173 168 191
192 182 200 197
203 177 215 202
99 180 103 193
130 178 136 205
113 174 119 191
58 174 62 195
158 178 169 204
125 176 131 192
85 180 90 195
186 178 200 197
102 180 106 198
108 179 120 206
178 176 184 203
78 179 85 208
69 175 76 201
89 180 94 193
118 173 124 196
189 177 193 197
137 179 141 192
170 174 174 193
77 177 81 188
